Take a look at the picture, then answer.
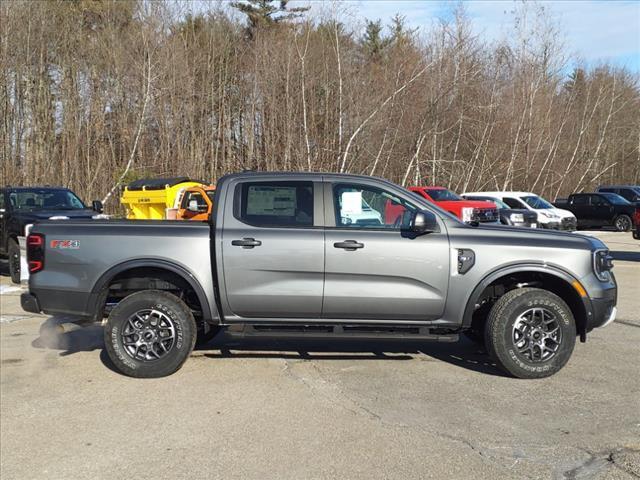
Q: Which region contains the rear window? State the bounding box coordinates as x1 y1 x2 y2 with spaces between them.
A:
424 189 461 201
236 181 314 228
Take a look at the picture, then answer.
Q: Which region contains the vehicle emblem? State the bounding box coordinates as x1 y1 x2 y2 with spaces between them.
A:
50 240 80 249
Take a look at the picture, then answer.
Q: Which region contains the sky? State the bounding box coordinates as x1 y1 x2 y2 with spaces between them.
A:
293 0 640 73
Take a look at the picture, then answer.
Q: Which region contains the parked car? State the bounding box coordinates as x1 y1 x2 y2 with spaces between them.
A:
462 194 538 227
596 185 640 205
408 187 499 224
22 172 617 380
555 192 638 232
464 191 577 230
0 186 104 283
634 209 640 240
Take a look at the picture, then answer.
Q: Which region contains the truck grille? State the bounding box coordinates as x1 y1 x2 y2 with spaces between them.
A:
473 208 499 223
561 217 577 231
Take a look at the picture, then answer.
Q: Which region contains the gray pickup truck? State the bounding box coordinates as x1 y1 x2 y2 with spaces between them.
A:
21 172 617 379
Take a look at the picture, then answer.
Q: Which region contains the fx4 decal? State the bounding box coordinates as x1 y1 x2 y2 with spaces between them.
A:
50 240 80 249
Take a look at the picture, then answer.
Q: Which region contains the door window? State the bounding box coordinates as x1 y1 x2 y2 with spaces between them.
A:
571 195 588 206
236 181 314 227
503 197 527 209
620 189 639 201
590 195 608 206
333 184 418 229
181 191 208 211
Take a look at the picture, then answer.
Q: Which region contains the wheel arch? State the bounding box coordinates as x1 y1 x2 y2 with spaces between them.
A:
463 264 593 341
89 259 216 324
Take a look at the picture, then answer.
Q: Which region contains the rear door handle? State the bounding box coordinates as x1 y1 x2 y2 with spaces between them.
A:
231 238 262 248
334 240 364 251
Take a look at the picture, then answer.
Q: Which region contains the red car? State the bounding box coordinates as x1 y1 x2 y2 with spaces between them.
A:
408 186 499 224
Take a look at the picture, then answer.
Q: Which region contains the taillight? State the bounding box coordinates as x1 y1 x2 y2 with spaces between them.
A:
27 233 45 273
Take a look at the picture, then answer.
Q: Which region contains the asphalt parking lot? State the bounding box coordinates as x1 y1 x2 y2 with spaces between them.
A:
1 231 639 480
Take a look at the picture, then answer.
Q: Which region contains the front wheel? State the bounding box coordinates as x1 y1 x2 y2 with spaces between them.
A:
104 290 196 378
485 288 576 379
8 239 21 284
614 214 632 232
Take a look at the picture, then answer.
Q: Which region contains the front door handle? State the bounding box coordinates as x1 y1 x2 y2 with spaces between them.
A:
334 240 364 251
232 238 262 248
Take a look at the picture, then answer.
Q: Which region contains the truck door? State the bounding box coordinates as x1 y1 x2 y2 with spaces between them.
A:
322 181 449 321
590 195 613 227
569 195 590 227
220 179 325 319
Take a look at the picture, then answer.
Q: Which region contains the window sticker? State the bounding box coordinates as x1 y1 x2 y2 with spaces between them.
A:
247 186 297 216
341 191 363 215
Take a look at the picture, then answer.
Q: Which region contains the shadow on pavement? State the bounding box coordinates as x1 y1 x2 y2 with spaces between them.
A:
199 333 507 377
611 251 640 262
31 319 506 377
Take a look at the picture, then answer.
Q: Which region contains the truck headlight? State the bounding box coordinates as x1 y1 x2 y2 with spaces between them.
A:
461 207 474 222
593 249 613 282
510 213 524 222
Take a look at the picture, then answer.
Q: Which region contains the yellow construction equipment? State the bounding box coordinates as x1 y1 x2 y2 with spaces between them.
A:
120 177 205 220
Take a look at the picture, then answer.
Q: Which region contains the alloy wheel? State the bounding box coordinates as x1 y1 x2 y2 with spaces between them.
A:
121 309 176 362
512 307 562 362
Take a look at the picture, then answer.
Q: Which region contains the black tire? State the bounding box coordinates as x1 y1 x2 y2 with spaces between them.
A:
104 290 196 378
484 288 576 379
8 238 21 284
613 214 632 232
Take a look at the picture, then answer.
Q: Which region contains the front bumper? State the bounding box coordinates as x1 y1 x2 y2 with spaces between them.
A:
561 217 577 231
586 286 617 331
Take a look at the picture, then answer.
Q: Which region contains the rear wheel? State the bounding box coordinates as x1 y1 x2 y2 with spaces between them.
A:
8 239 21 284
614 214 632 232
104 290 196 378
485 288 576 379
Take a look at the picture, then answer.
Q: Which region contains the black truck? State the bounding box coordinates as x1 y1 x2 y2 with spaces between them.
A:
0 186 104 283
554 192 638 231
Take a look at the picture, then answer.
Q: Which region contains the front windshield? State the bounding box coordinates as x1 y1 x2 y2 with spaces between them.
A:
9 189 86 211
468 196 509 209
601 193 630 205
521 195 553 209
425 189 462 201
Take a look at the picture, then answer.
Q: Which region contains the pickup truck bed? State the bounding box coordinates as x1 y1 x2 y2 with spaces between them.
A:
22 172 617 379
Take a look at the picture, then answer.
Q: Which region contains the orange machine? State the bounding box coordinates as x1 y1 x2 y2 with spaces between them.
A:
176 185 216 221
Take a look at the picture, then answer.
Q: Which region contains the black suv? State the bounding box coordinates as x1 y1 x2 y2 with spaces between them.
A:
0 187 103 283
596 185 640 204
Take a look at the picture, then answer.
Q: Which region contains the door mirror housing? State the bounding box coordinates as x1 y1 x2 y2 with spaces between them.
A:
410 210 439 234
92 200 103 213
188 199 199 212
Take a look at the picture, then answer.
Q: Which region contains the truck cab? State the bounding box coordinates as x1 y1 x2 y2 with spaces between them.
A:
408 187 499 224
176 185 216 221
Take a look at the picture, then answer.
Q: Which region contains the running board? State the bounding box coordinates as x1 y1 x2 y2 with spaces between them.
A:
227 324 459 342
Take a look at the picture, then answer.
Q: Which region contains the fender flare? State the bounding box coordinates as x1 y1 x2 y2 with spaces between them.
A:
89 258 217 323
462 263 593 332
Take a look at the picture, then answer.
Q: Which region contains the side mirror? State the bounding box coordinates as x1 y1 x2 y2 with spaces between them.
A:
410 210 439 234
92 200 103 213
188 199 199 212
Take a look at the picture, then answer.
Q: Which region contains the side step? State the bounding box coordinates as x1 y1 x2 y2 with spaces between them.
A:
228 324 459 342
